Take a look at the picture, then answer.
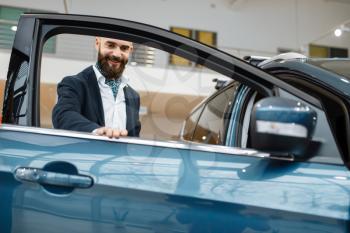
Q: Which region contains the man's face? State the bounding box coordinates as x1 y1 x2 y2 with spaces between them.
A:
95 37 133 79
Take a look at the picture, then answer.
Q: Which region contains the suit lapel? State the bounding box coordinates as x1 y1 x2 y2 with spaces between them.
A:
124 86 134 131
84 66 105 126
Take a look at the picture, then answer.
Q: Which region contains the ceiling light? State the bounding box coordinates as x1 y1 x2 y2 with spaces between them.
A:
11 26 17 32
334 28 342 37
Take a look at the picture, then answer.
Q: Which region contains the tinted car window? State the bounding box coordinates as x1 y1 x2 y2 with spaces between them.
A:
181 104 205 141
192 86 235 145
2 60 29 125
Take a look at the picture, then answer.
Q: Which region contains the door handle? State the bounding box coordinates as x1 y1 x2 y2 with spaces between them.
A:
14 167 93 188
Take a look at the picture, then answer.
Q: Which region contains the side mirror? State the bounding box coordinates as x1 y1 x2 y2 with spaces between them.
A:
250 97 317 158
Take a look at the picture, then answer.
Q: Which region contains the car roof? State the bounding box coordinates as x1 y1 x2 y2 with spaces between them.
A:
256 55 350 98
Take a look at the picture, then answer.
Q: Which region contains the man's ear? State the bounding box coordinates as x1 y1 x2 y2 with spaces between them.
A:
95 37 101 51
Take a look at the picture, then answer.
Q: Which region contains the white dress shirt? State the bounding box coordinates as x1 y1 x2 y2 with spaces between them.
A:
93 65 128 131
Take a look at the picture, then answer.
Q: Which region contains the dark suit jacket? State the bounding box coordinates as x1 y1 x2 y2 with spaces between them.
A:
52 66 141 137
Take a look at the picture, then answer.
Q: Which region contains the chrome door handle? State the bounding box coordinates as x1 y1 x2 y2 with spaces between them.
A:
14 167 93 188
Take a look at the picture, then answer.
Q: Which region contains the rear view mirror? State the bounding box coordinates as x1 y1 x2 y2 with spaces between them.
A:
250 97 317 158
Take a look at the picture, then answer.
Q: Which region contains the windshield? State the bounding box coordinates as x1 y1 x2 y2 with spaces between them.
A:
307 59 350 79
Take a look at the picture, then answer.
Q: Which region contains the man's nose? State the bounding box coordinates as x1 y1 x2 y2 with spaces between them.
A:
112 47 122 57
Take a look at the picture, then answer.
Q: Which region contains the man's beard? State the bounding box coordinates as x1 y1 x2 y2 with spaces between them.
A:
96 50 128 80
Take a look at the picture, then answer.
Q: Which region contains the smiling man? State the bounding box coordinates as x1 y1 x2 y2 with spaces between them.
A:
52 37 141 138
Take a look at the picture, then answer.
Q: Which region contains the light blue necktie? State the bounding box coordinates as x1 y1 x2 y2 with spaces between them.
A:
105 79 121 100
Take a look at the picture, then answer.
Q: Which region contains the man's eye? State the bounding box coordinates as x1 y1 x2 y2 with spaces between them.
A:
120 46 129 51
106 43 115 49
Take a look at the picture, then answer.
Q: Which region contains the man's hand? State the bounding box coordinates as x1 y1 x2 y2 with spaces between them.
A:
94 127 128 138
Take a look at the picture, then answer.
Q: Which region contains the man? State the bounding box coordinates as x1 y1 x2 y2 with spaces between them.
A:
52 37 141 138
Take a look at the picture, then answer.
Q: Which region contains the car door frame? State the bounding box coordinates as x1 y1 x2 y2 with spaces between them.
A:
2 13 322 128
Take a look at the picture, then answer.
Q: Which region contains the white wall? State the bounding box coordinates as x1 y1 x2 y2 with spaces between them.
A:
0 0 349 92
1 0 349 53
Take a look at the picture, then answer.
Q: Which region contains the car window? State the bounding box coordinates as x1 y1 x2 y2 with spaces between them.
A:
192 86 236 145
39 33 232 141
181 104 205 141
2 60 29 125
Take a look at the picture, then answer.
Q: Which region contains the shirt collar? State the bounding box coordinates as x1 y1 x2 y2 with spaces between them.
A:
93 65 129 86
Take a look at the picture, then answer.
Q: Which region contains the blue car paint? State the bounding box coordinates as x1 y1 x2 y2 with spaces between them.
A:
1 127 349 232
254 97 318 138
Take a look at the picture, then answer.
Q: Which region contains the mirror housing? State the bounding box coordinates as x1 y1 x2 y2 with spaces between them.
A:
250 97 317 158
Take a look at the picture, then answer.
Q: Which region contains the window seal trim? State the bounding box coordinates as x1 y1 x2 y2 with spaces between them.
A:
0 123 279 159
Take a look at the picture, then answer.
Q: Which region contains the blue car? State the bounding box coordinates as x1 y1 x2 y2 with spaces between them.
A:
1 14 350 233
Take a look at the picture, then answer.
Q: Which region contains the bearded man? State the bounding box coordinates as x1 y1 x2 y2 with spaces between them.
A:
52 37 141 138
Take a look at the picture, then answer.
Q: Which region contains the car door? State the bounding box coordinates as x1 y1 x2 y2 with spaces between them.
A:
1 13 350 233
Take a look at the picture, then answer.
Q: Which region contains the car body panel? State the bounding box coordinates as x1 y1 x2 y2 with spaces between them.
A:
1 125 350 232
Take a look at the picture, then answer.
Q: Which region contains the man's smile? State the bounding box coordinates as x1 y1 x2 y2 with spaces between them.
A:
108 59 121 66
